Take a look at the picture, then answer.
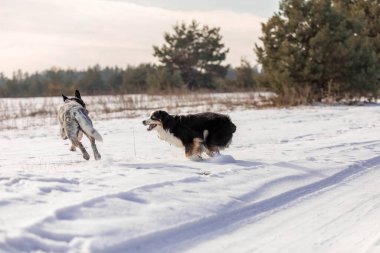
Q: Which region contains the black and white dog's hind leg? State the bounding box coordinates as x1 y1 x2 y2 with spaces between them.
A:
185 138 203 161
202 130 220 157
203 146 220 157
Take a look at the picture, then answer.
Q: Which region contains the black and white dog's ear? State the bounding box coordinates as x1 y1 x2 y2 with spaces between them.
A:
158 110 169 122
158 110 169 117
75 90 81 99
62 94 68 101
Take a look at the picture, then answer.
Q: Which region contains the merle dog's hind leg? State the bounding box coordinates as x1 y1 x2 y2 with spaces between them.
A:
83 132 101 160
89 136 101 160
69 138 89 160
77 142 90 160
61 128 68 140
70 131 83 151
67 126 90 160
59 124 68 140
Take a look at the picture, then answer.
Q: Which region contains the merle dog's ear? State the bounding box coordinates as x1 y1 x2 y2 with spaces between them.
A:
62 94 68 101
75 90 81 99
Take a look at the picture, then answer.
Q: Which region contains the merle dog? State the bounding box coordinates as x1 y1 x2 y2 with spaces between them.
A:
58 90 102 160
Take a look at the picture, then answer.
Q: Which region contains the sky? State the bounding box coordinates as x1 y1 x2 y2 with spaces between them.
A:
0 0 280 77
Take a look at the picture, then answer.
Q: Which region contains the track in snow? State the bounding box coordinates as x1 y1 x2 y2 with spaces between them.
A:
1 106 380 253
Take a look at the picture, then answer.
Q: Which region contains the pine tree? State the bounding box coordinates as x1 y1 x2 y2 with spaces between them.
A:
153 20 229 90
235 59 257 89
255 0 380 104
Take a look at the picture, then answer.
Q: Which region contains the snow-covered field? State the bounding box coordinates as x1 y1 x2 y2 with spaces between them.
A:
1 101 380 253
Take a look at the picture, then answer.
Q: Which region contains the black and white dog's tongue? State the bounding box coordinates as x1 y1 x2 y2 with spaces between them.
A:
147 124 157 131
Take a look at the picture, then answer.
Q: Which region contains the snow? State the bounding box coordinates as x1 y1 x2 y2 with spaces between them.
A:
1 104 380 253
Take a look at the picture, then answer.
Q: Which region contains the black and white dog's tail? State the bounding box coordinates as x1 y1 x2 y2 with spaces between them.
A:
75 108 103 142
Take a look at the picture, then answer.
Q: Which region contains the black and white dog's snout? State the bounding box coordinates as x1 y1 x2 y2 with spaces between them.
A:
142 119 154 125
143 119 158 131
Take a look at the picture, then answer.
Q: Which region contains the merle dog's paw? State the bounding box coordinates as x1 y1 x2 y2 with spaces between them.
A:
83 153 90 160
94 153 101 160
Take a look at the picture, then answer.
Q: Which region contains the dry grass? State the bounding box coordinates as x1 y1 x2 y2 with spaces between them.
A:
0 92 272 131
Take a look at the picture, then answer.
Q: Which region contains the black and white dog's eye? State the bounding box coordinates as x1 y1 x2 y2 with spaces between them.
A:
151 117 157 120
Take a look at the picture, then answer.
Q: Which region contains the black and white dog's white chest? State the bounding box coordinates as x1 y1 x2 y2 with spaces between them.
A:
155 126 184 148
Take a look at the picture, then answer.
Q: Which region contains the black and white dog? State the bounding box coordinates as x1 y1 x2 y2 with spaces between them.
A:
58 90 103 160
143 111 236 161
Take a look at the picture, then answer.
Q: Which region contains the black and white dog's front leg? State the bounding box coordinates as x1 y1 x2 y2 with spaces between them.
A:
185 138 203 161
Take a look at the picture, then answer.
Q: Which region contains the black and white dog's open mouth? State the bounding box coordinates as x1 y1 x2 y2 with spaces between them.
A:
147 124 157 131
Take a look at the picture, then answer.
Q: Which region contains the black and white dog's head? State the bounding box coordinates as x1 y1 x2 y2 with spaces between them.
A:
142 110 169 131
142 110 201 159
62 90 86 108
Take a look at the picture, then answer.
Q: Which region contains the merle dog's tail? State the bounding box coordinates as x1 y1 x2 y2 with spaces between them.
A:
75 108 103 142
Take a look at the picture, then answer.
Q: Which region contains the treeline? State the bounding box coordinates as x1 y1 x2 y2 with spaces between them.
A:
0 19 259 98
1 0 380 104
0 62 259 97
256 0 380 105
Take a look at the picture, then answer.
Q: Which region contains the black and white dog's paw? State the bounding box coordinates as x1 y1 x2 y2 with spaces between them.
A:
189 155 203 162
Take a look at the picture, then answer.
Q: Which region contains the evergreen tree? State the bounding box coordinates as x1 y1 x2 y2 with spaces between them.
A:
146 66 183 92
77 65 105 94
122 64 155 93
255 0 380 104
0 73 6 86
234 58 258 89
153 20 229 89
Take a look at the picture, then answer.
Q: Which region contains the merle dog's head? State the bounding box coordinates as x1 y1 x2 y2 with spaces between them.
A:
142 110 169 131
62 90 86 108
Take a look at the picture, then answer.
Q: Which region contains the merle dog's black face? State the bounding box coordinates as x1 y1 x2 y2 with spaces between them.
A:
142 110 169 131
62 90 86 108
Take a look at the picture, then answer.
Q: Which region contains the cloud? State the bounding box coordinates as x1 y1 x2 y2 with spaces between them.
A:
0 0 265 76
